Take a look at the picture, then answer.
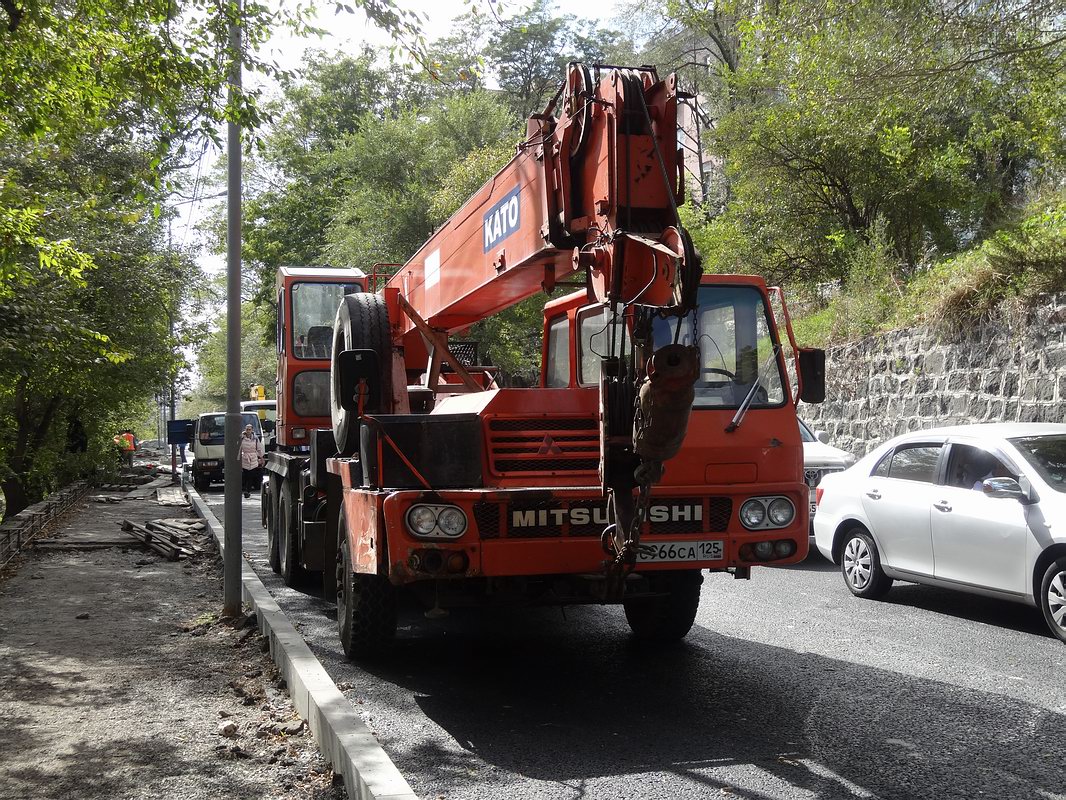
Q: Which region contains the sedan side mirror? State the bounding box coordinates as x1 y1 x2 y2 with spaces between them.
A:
816 430 830 444
982 477 1029 502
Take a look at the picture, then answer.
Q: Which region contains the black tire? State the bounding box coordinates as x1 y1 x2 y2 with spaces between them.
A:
337 508 396 659
623 570 703 642
265 474 280 574
278 478 305 587
840 528 893 599
260 481 269 527
1039 557 1066 644
193 473 210 493
330 293 392 457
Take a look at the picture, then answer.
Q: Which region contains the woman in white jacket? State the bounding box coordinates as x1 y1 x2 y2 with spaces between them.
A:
239 424 264 499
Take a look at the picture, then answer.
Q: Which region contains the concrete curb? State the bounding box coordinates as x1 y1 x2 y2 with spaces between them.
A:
188 488 419 800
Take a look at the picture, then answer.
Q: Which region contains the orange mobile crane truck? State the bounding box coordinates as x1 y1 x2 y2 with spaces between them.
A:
262 63 826 659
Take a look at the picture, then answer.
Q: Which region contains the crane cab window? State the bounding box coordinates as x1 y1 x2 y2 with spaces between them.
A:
651 286 786 409
577 306 631 386
291 281 360 359
544 315 570 388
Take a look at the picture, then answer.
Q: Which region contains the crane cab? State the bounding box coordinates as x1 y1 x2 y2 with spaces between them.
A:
274 266 366 449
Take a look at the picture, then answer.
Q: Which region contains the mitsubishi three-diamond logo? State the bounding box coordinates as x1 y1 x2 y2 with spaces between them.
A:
537 434 563 456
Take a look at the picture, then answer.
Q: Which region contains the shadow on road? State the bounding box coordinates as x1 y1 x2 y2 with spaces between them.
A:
361 606 1064 799
881 583 1052 638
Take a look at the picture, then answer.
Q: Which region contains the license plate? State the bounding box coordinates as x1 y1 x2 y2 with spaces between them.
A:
809 488 817 516
639 540 724 563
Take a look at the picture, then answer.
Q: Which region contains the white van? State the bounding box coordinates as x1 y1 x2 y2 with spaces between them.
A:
190 411 263 492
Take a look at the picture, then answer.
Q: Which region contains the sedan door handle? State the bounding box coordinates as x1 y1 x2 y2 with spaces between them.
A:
865 490 881 500
933 501 952 512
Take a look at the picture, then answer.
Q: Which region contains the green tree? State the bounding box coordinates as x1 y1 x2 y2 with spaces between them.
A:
686 0 1065 283
485 0 622 118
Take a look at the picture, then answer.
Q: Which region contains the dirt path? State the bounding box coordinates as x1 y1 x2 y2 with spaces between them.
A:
0 493 346 800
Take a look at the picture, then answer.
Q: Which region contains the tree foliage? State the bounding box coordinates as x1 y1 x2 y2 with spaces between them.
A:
680 0 1065 285
0 0 421 516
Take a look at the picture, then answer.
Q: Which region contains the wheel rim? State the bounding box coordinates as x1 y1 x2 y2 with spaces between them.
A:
1048 569 1066 630
843 536 872 590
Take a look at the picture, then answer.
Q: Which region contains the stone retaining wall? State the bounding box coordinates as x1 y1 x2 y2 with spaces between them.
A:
799 294 1066 457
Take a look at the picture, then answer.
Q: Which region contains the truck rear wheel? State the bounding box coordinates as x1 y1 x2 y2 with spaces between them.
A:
278 478 305 587
194 473 210 493
337 508 396 659
265 474 280 574
623 570 703 642
331 293 392 457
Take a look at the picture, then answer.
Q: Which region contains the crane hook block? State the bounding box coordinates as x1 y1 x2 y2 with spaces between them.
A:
633 344 700 463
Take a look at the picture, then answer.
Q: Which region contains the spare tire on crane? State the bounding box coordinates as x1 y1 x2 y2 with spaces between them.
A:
330 293 392 457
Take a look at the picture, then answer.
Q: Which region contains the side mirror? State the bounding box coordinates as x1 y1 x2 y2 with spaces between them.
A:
798 348 826 404
336 349 381 414
982 477 1027 501
816 430 830 445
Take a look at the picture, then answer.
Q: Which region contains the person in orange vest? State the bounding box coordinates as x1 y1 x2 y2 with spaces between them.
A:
113 430 137 468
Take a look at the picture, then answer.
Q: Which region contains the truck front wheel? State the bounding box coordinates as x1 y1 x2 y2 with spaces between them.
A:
337 510 396 660
623 570 703 642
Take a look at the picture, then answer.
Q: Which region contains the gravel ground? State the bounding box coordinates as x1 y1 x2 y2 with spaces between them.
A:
0 492 345 800
207 489 1066 800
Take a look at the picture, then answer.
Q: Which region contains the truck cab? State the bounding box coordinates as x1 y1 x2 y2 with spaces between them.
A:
262 266 367 587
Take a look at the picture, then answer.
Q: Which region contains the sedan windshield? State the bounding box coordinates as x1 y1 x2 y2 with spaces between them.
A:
1010 434 1066 493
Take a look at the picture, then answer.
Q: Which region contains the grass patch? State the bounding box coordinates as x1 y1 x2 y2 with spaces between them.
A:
790 192 1066 346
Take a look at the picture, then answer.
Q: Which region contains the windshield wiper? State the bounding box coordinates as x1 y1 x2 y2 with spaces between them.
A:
725 345 780 433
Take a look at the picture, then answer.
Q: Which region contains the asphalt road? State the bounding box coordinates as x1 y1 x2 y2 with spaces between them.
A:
205 489 1066 800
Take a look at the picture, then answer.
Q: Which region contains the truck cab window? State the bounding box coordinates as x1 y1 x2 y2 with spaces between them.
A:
544 316 570 387
291 282 359 359
652 286 786 409
578 306 631 386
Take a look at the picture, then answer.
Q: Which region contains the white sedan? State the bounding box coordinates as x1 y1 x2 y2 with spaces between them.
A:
813 423 1066 643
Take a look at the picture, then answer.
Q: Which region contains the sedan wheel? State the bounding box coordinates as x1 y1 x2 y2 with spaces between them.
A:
841 528 893 599
1040 558 1066 644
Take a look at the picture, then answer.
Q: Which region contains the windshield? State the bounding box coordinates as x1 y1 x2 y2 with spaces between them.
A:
1010 434 1066 493
291 282 360 359
651 286 786 409
198 413 263 445
242 402 277 423
798 419 816 442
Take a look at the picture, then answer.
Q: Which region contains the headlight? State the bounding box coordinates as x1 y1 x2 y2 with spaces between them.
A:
436 507 468 537
406 505 437 535
843 453 857 467
767 498 795 526
740 500 766 528
405 504 468 538
740 496 796 530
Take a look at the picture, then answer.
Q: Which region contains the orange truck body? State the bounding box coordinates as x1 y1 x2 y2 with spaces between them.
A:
263 65 822 652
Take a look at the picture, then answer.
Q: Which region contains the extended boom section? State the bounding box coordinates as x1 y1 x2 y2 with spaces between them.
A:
384 65 699 334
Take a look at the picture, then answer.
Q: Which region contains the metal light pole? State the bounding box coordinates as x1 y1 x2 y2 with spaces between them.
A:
223 0 243 618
